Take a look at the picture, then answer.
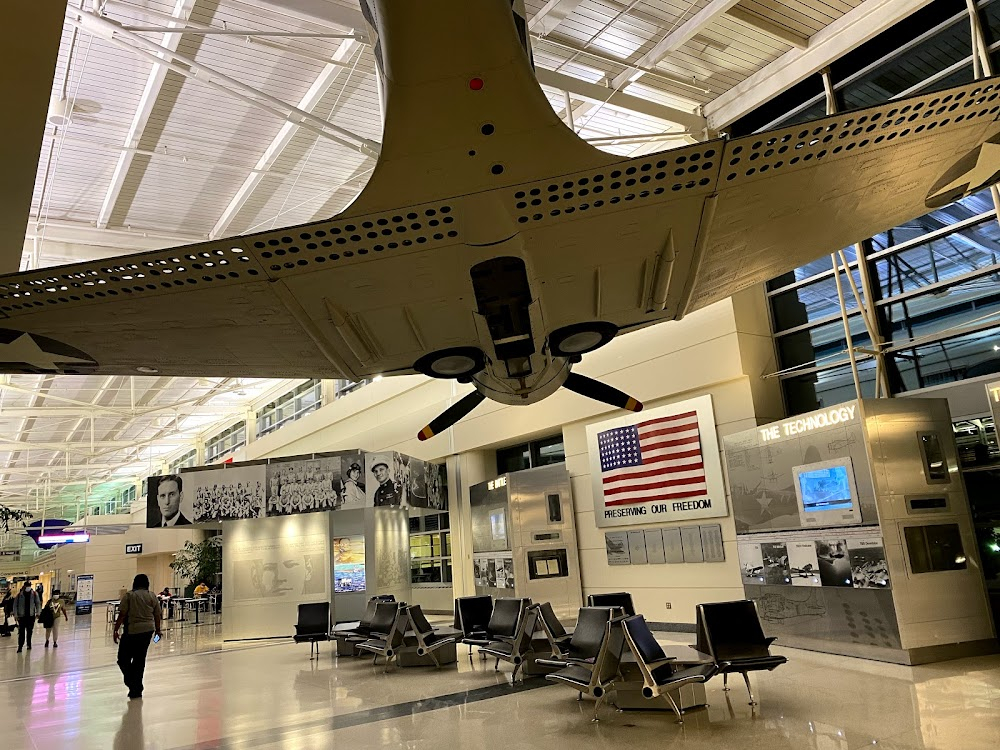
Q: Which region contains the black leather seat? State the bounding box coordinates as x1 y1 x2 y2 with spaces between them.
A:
357 602 408 670
586 592 636 616
546 615 627 721
454 595 494 651
622 614 716 723
537 606 614 666
478 604 538 682
292 602 330 660
696 600 786 706
461 597 527 652
536 602 572 653
408 604 458 667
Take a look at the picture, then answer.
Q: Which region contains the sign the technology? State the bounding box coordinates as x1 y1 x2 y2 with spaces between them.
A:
587 395 727 528
758 404 858 442
125 544 143 554
75 574 94 615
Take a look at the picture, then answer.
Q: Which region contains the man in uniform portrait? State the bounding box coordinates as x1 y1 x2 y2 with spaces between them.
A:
371 462 400 507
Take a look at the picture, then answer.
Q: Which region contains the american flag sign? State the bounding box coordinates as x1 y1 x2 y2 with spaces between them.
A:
597 410 707 507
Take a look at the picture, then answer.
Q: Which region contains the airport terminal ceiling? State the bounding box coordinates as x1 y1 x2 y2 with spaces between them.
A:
1 0 997 525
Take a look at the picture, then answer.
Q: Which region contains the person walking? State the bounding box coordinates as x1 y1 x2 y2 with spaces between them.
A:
113 574 162 700
14 581 41 653
1 590 13 636
43 593 69 648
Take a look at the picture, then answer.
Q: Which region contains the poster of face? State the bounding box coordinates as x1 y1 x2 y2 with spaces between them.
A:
338 452 367 509
229 528 328 604
188 464 267 522
787 541 822 587
333 536 366 593
737 542 764 583
816 539 853 587
266 456 342 517
759 542 792 585
366 452 401 507
848 538 890 589
146 474 194 528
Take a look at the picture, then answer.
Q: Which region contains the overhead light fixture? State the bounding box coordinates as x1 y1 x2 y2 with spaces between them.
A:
47 95 73 127
39 532 90 545
136 366 158 373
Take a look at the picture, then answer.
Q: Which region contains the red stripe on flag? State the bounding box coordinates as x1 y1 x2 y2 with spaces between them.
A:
637 411 698 430
603 461 705 485
604 474 706 496
605 488 709 506
636 423 700 440
639 434 702 452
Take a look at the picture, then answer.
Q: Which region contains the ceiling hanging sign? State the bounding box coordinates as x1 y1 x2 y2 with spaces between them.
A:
587 394 727 528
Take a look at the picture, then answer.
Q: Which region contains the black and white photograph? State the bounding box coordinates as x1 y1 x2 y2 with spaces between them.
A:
189 464 267 522
146 474 194 529
266 456 342 516
787 541 822 587
473 555 488 587
817 539 854 587
738 542 764 583
848 538 891 589
366 452 401 507
501 555 515 589
338 452 367 509
425 462 447 510
760 542 792 585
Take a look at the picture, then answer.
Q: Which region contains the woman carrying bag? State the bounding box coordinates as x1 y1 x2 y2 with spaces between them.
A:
112 574 162 699
42 593 68 647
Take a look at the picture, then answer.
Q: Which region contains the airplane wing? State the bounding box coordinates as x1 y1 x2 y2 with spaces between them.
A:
685 78 1000 313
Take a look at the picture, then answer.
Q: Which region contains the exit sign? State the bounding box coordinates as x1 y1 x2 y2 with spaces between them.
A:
125 544 143 554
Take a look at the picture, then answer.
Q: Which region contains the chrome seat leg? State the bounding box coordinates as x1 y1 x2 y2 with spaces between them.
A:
742 673 756 706
663 692 684 724
723 673 730 691
592 692 607 722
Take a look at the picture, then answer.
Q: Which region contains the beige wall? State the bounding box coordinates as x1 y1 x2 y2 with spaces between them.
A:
232 292 778 625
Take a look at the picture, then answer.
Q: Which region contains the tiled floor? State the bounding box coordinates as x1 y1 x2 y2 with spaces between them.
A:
2 614 999 749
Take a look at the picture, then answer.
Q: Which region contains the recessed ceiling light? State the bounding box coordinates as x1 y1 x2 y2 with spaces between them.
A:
136 366 158 374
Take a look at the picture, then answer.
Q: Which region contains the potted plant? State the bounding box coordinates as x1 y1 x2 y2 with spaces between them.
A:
169 536 222 597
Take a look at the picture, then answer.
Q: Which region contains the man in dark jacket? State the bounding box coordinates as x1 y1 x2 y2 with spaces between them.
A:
14 582 41 652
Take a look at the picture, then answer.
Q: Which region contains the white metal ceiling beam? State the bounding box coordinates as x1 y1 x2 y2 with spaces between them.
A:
248 0 367 32
611 0 742 89
705 0 935 129
535 67 706 131
529 0 585 35
26 219 205 250
96 0 198 230
211 37 360 240
725 7 810 49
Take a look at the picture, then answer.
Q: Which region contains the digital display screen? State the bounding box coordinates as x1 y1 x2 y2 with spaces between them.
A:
333 536 366 593
796 465 854 512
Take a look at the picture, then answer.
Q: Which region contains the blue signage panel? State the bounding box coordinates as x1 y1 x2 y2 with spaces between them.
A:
75 574 94 615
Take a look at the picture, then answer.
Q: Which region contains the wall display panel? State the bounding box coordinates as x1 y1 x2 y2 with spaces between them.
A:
723 402 876 533
738 542 764 583
627 531 648 564
373 508 410 592
817 539 854 588
644 529 666 564
662 527 684 563
187 463 267 523
604 531 630 565
848 538 890 589
145 474 194 528
587 395 727 528
759 542 791 585
333 535 365 593
266 455 343 516
700 524 725 562
470 478 511 553
366 452 402 507
680 525 705 563
473 552 515 588
787 541 822 587
228 520 328 604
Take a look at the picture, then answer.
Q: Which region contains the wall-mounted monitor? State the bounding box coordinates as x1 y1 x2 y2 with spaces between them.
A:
792 457 862 527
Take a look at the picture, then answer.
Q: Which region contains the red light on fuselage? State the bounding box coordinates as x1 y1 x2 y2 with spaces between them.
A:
469 77 484 91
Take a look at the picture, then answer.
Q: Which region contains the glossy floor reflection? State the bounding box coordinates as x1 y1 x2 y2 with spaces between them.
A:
2 615 998 750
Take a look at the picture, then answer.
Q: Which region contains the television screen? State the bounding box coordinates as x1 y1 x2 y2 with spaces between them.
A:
797 465 854 512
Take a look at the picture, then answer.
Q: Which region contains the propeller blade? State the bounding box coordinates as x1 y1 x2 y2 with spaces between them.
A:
418 390 487 440
563 373 643 412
